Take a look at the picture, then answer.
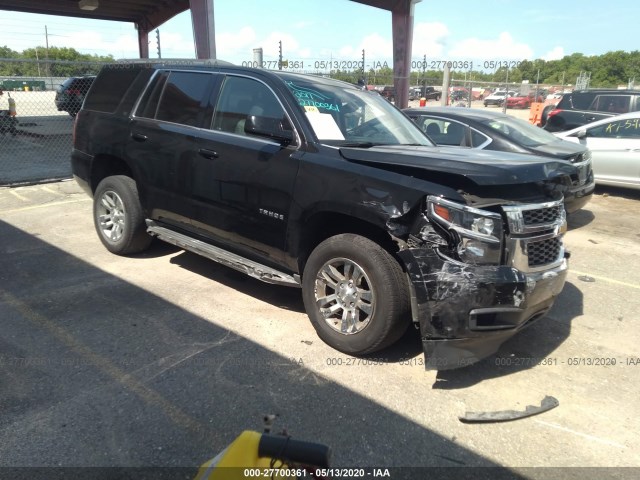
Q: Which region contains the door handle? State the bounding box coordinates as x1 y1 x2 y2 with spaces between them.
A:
131 133 148 142
198 148 219 159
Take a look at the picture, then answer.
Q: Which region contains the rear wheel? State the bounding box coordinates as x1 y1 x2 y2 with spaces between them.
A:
541 105 555 126
302 234 410 355
93 175 152 255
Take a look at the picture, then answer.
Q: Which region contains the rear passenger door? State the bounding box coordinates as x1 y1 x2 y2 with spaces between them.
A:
580 118 640 188
187 74 300 264
127 70 217 230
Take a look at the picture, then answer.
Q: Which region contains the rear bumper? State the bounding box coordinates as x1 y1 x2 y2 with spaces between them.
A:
71 149 94 197
398 248 568 370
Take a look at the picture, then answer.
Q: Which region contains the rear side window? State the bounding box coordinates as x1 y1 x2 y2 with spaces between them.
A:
155 72 213 127
137 71 169 119
83 69 137 113
589 95 630 114
560 92 595 110
471 129 491 148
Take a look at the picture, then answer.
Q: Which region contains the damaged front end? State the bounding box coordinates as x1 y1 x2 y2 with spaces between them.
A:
397 194 568 370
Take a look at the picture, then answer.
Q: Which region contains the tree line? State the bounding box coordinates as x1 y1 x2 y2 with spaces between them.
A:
0 46 114 77
2 45 639 89
335 50 640 88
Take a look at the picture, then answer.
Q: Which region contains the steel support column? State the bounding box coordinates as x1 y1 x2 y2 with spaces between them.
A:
391 0 420 109
190 0 216 59
137 27 150 59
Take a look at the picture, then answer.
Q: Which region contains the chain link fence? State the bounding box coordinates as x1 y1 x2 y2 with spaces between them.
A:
0 59 107 186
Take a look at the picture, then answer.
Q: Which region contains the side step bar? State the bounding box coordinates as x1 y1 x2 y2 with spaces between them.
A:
146 220 300 288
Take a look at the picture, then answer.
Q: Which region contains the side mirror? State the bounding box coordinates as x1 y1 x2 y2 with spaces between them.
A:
244 115 294 145
575 129 587 139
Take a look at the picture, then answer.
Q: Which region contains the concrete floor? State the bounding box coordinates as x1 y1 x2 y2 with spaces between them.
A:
1 180 639 479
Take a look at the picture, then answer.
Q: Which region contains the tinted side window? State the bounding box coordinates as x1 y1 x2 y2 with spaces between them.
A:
412 117 467 146
84 69 148 113
137 71 169 119
590 95 630 114
471 129 491 148
562 92 595 110
440 120 467 146
414 116 445 141
155 72 213 127
212 76 286 135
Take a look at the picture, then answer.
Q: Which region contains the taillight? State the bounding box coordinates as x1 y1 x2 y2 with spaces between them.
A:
547 108 561 118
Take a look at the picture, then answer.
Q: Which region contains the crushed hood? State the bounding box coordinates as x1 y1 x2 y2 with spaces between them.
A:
339 145 578 186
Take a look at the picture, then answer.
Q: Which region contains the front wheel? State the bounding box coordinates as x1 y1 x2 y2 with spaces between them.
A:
302 234 410 355
93 175 152 255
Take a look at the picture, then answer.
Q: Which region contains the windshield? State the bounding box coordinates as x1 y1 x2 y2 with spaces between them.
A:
284 78 433 147
481 115 562 147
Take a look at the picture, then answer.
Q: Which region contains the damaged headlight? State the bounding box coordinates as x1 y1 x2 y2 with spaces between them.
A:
426 196 503 265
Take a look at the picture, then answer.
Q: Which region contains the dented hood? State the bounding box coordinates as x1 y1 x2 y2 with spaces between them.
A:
339 145 577 186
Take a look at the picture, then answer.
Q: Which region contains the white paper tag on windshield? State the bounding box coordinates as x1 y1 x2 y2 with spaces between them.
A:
306 112 345 140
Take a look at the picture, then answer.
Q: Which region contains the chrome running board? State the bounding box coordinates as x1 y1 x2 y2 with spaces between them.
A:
146 220 300 287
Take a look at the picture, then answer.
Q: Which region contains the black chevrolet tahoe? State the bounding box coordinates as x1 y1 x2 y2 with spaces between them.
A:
72 61 575 369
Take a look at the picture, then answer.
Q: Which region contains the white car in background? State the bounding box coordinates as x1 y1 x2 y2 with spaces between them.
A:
483 90 516 107
555 111 640 190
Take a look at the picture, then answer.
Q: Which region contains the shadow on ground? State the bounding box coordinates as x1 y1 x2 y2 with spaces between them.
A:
0 220 529 479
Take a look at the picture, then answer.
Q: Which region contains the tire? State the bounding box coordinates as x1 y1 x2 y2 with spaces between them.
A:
302 234 410 355
540 105 555 127
93 175 152 255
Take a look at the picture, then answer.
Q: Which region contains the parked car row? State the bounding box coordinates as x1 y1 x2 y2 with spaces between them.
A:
405 103 640 193
380 85 442 102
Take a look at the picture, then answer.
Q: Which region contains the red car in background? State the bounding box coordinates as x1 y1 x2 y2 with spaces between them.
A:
506 92 545 109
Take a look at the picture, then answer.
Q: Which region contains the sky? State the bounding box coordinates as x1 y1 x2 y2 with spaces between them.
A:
0 0 636 70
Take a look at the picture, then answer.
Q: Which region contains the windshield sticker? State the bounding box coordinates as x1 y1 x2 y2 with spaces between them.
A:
306 112 345 140
286 81 341 112
304 105 320 113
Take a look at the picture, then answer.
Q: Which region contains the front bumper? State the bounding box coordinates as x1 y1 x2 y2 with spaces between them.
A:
564 175 595 214
398 248 568 370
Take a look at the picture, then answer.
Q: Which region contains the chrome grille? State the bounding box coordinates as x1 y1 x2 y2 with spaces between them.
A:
527 237 562 267
502 200 566 272
522 205 563 226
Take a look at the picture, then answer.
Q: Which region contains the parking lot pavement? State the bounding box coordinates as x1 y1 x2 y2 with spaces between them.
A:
0 127 73 185
1 181 639 477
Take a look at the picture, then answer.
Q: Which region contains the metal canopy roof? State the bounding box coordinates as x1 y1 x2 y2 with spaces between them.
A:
0 0 398 27
0 0 189 29
0 0 419 108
